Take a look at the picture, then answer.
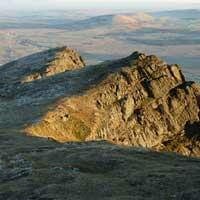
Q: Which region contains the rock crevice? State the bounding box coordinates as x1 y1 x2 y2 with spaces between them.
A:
0 48 199 157
24 50 200 157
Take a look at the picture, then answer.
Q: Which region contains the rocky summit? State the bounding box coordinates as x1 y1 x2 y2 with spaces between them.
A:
0 47 200 157
0 47 200 199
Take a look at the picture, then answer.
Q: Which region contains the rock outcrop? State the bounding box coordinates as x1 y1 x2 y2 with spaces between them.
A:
21 47 85 83
0 48 199 157
0 46 85 85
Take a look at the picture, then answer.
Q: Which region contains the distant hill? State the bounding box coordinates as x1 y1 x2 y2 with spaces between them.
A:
153 9 200 19
0 12 163 30
0 9 199 82
68 12 164 31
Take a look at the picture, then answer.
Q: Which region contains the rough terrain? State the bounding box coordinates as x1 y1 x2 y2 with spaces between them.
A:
0 47 199 157
1 133 200 200
0 47 200 199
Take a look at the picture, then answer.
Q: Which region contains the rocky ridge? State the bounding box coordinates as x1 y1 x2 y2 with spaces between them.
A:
0 47 200 157
21 47 85 83
0 46 85 85
1 47 200 199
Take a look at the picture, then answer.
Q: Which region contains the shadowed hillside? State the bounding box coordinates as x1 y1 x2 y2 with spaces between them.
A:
0 47 200 199
0 47 199 157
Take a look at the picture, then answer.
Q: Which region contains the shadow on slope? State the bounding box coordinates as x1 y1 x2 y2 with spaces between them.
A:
0 48 140 131
1 47 199 157
0 46 85 84
1 48 200 199
185 121 200 140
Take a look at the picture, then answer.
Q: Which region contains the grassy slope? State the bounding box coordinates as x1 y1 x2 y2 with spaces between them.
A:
0 130 200 200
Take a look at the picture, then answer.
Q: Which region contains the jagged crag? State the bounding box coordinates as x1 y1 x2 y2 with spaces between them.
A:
0 47 200 199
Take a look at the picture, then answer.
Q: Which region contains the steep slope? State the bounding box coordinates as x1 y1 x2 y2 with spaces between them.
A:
0 48 199 157
1 47 200 199
0 46 85 85
24 52 200 157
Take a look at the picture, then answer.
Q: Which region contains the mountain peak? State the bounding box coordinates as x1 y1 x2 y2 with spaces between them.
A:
21 46 85 83
0 48 195 157
0 48 199 157
0 46 85 85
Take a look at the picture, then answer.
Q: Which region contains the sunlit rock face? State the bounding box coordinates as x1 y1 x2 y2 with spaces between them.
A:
0 48 199 157
0 46 85 85
21 47 86 83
